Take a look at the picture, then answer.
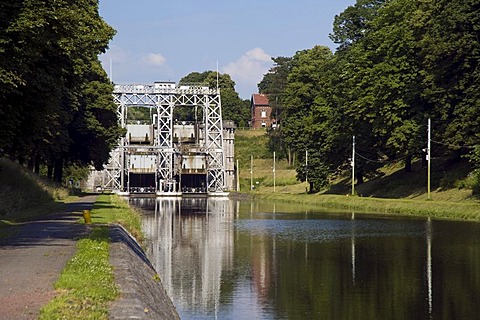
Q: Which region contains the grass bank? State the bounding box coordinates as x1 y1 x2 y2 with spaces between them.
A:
235 129 480 221
0 158 145 318
252 192 480 222
39 227 117 320
0 158 70 222
89 193 144 241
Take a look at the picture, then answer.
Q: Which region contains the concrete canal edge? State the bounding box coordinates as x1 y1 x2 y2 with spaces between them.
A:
109 224 180 319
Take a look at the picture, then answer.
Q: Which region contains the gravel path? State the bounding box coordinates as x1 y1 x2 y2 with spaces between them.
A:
0 195 179 320
0 196 96 320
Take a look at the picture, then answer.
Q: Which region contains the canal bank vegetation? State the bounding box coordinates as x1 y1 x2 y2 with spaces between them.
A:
235 130 480 221
0 157 143 317
244 1 480 219
0 158 70 223
90 193 144 242
256 193 480 221
40 194 143 319
39 227 118 320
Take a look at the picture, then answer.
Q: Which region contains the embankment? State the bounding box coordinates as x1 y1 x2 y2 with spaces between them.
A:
253 192 480 222
109 224 179 319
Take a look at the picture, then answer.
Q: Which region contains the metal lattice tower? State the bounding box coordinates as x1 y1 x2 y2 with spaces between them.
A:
108 83 226 194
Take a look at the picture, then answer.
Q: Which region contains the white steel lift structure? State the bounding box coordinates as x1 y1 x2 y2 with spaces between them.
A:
102 82 227 196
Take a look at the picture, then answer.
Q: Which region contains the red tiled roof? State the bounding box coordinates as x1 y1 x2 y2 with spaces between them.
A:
252 94 269 106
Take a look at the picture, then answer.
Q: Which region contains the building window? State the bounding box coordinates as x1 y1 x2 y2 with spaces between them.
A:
261 110 267 118
262 122 266 128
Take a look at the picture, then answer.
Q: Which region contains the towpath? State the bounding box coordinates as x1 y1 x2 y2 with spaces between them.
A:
0 196 96 320
0 195 179 320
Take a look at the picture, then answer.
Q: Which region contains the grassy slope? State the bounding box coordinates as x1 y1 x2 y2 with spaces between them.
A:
235 129 480 220
0 158 71 222
235 129 299 191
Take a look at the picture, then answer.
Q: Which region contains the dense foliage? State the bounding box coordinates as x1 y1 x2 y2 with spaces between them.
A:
0 0 122 182
259 0 480 192
179 71 251 127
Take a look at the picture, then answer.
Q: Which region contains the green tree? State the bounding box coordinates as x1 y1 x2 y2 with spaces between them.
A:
418 0 480 156
330 0 386 51
258 57 293 159
179 71 250 127
0 0 120 182
282 45 340 192
258 56 292 121
330 0 427 179
356 0 427 171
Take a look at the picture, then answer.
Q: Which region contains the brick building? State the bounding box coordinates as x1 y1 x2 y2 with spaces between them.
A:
250 94 275 129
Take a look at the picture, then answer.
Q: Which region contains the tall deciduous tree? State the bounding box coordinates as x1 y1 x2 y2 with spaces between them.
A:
0 0 121 182
254 0 480 192
282 45 341 192
330 0 386 51
258 56 292 121
258 57 292 159
348 0 426 171
179 71 250 127
418 0 480 157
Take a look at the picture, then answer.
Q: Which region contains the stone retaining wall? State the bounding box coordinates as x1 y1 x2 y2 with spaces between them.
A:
109 225 179 319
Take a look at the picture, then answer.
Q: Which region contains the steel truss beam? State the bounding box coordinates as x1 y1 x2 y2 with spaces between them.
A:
106 83 226 194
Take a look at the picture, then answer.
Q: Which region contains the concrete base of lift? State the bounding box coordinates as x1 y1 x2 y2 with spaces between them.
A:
156 191 183 197
207 191 230 197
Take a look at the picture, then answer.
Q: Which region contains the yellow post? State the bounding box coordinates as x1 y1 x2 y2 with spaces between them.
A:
83 209 92 224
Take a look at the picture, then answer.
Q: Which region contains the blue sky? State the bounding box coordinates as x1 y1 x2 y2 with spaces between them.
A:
99 0 356 99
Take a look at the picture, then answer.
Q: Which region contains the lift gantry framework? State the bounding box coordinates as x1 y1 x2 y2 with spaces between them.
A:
103 83 226 194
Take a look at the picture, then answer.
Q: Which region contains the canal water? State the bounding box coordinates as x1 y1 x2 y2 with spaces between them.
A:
130 197 480 319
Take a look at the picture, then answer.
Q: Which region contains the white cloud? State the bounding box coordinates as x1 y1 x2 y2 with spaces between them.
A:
222 48 272 86
100 45 129 64
143 53 167 66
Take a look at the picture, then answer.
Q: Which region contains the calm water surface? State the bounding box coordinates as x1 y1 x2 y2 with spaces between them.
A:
130 197 480 319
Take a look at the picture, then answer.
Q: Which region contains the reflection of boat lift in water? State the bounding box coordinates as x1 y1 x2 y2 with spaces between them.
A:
89 82 235 197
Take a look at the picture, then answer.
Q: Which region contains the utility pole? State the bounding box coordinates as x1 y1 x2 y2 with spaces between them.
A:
250 155 253 191
305 149 308 188
427 118 431 200
236 159 240 192
273 151 276 193
352 136 355 196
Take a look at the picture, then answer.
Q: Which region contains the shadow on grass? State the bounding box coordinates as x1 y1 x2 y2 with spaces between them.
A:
326 158 477 200
92 203 115 210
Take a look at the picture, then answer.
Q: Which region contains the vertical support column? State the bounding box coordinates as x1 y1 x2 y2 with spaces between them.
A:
119 97 129 193
205 93 226 193
115 94 127 192
156 98 174 193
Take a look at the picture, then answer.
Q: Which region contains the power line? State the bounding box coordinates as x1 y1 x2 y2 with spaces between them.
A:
354 151 405 164
431 139 477 149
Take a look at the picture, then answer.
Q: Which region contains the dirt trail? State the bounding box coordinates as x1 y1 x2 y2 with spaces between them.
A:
0 195 97 320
